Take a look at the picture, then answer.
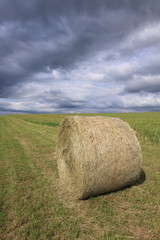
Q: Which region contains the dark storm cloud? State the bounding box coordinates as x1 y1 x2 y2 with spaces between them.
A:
57 101 85 109
1 0 160 21
0 0 160 113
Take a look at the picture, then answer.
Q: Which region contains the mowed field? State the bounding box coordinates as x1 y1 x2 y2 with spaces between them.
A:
0 112 160 240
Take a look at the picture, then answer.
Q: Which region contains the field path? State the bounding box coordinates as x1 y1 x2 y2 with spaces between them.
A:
0 116 108 240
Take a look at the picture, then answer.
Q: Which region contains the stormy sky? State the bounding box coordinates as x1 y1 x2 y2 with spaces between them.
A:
0 0 160 114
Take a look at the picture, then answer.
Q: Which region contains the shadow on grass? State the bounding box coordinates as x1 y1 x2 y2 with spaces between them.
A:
134 168 146 185
83 169 146 200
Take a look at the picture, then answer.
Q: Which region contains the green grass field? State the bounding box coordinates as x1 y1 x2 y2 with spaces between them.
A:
0 112 160 240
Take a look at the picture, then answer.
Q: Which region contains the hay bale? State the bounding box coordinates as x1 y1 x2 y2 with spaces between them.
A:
57 116 142 199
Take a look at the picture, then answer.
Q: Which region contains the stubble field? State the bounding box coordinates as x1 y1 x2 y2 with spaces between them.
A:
0 112 160 240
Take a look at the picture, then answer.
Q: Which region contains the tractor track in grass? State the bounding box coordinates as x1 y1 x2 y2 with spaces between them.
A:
0 116 108 239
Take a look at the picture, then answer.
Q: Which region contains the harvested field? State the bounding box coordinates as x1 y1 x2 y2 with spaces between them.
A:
0 112 160 240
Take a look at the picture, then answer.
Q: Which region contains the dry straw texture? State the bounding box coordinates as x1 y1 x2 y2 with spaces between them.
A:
57 116 142 199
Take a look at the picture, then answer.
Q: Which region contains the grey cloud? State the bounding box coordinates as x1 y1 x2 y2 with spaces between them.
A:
57 101 86 110
38 90 87 110
1 0 160 113
1 0 160 21
124 76 160 93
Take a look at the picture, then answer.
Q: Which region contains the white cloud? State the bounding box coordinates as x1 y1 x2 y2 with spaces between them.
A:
121 93 160 108
121 22 160 52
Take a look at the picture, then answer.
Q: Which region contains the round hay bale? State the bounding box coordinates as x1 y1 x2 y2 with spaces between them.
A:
57 116 142 199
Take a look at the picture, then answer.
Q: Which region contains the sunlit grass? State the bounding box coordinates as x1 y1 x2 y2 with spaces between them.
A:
15 112 160 144
0 112 160 239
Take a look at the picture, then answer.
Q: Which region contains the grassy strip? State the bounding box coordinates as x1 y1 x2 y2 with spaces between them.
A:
0 117 81 240
13 115 60 127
